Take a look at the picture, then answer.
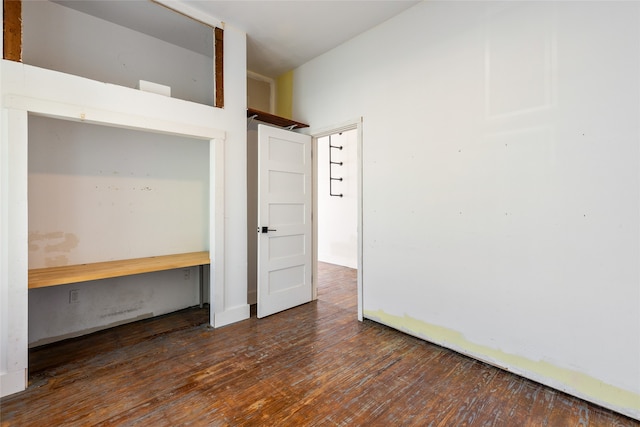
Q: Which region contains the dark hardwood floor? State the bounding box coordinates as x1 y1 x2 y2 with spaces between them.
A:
1 262 638 426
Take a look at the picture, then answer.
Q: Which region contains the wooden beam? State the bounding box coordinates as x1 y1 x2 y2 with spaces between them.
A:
214 27 224 108
3 0 22 62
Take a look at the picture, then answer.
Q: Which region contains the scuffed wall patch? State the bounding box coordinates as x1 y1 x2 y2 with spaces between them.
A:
29 231 79 267
100 303 144 319
28 313 153 348
364 309 640 420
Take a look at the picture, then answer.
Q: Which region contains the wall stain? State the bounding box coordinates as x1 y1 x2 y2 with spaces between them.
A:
29 231 64 246
100 304 143 319
44 233 79 253
29 231 79 267
364 309 640 419
45 255 69 267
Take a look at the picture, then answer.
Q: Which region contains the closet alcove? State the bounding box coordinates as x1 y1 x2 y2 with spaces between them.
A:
21 0 218 346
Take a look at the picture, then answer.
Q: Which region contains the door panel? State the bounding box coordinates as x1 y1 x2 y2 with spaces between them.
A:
257 125 312 318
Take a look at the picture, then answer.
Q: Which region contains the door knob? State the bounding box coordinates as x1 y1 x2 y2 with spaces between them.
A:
261 226 277 233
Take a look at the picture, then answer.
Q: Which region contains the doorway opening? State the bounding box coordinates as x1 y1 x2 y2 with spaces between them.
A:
316 130 358 268
312 121 363 321
247 120 363 320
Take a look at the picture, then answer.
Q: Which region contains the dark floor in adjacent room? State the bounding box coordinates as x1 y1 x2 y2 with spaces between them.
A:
1 262 637 426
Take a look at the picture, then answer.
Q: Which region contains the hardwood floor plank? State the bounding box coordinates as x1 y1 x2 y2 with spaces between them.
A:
1 262 638 426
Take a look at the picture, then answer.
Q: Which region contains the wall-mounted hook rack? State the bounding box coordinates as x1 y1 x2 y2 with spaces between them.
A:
329 135 344 197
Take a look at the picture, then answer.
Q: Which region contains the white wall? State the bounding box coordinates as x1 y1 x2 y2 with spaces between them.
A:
22 1 214 106
28 117 210 267
0 2 248 396
294 1 639 419
317 130 357 268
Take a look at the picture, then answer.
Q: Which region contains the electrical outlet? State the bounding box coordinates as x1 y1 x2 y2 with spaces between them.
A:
69 289 79 304
183 268 191 280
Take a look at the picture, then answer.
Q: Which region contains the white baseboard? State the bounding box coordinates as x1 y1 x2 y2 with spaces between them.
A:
1 369 26 398
214 304 250 328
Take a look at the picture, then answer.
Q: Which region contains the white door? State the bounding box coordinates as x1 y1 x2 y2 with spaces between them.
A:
257 124 313 318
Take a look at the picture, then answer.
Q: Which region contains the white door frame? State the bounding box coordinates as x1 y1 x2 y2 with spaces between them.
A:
310 118 363 321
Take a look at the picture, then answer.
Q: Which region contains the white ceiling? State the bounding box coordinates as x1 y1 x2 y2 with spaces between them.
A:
185 1 421 77
54 0 420 78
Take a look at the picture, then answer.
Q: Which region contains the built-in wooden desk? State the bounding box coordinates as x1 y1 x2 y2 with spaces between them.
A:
28 251 210 305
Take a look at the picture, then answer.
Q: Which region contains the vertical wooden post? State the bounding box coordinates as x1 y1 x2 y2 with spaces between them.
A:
214 27 224 108
3 0 22 62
